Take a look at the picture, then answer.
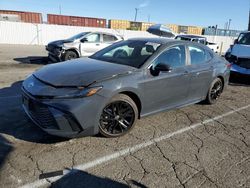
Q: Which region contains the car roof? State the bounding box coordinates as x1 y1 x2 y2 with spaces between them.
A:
176 35 206 39
128 37 175 44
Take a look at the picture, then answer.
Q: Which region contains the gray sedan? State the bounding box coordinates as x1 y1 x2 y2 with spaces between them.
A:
22 38 230 138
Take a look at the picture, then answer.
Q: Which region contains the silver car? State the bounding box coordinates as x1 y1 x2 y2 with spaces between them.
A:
46 32 123 62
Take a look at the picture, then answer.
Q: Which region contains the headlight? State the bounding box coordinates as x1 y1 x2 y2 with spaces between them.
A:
54 86 103 99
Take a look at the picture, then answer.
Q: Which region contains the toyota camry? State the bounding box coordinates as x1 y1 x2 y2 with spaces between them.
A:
22 38 230 138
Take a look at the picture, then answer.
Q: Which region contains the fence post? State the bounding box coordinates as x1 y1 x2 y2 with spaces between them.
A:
219 42 223 56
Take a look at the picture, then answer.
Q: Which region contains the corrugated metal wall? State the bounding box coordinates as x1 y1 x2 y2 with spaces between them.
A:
0 21 155 45
0 21 235 53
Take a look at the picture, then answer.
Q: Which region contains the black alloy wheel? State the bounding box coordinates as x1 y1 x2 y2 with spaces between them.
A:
99 94 138 137
206 78 224 104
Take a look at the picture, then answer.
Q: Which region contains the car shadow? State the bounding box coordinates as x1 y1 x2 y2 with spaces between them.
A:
49 169 147 188
0 81 67 144
0 135 13 170
229 75 250 86
13 56 50 65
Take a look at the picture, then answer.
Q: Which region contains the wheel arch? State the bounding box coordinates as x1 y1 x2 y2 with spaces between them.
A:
119 91 142 119
65 48 80 58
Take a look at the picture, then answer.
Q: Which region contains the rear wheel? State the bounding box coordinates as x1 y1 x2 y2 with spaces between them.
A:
99 94 138 138
63 51 78 61
205 78 224 104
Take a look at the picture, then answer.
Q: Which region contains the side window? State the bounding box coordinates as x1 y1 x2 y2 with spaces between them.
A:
188 46 210 65
85 33 100 43
103 34 118 42
154 45 186 69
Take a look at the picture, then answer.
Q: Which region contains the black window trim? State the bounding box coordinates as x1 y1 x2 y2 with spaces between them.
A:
148 44 188 70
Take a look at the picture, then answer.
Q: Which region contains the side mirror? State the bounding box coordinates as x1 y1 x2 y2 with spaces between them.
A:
154 63 172 72
234 39 238 44
80 38 88 43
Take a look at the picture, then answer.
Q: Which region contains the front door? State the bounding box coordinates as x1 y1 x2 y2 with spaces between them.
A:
80 33 102 56
142 45 191 115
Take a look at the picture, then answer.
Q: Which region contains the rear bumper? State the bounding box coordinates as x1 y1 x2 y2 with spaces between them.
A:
21 88 106 138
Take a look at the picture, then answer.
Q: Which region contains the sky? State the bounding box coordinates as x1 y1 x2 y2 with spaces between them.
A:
0 0 249 30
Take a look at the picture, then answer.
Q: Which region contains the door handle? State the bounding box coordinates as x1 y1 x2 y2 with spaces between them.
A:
96 44 100 46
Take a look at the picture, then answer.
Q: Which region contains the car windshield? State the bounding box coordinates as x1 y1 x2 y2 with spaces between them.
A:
90 40 161 68
238 33 250 45
67 32 89 41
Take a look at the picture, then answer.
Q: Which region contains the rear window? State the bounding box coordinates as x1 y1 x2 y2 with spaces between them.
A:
188 46 211 65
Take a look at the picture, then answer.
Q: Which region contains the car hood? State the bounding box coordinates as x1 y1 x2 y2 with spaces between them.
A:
48 39 73 47
231 44 250 58
33 58 135 87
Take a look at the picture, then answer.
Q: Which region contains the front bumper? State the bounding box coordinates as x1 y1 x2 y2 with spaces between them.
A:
22 88 106 138
46 46 63 62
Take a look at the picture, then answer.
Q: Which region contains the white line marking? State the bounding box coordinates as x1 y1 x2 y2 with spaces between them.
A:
20 104 250 188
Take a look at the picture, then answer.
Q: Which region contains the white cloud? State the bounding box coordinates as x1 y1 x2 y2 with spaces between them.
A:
139 0 150 8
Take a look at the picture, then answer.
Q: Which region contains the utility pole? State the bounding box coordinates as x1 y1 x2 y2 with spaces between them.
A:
134 8 139 22
228 19 232 30
148 14 151 23
59 5 62 15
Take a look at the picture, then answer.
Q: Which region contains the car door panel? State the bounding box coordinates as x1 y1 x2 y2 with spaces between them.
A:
80 33 101 56
142 67 190 115
186 46 214 101
141 45 191 115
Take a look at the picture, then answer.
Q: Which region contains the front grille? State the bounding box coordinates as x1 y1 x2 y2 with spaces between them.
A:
23 94 58 130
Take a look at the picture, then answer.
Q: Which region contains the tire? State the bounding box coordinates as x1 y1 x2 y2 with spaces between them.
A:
205 78 224 104
99 94 138 138
63 50 78 61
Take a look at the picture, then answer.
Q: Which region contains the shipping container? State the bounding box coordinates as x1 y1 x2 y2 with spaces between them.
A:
179 25 188 34
141 22 154 31
187 26 203 35
47 14 106 28
129 21 142 31
166 24 180 33
0 10 42 23
0 14 21 22
109 19 131 30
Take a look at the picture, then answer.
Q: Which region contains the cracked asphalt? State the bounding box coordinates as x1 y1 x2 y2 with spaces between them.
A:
0 44 250 188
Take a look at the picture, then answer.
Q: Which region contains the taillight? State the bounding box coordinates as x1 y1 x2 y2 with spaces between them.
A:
226 63 232 68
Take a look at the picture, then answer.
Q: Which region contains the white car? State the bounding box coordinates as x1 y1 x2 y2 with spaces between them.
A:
175 35 219 53
46 32 123 62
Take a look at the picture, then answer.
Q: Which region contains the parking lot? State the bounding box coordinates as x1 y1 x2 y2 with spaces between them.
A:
0 44 250 188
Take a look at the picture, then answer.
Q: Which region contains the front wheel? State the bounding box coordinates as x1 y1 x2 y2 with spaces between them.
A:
205 78 224 104
99 94 138 138
62 51 78 61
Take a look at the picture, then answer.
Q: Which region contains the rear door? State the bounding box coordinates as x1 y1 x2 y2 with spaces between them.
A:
186 45 214 101
101 34 119 48
80 33 101 56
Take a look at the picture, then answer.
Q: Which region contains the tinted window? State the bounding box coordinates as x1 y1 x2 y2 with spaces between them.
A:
85 33 100 43
103 34 118 42
90 40 161 68
238 33 250 45
153 45 186 68
189 46 210 65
